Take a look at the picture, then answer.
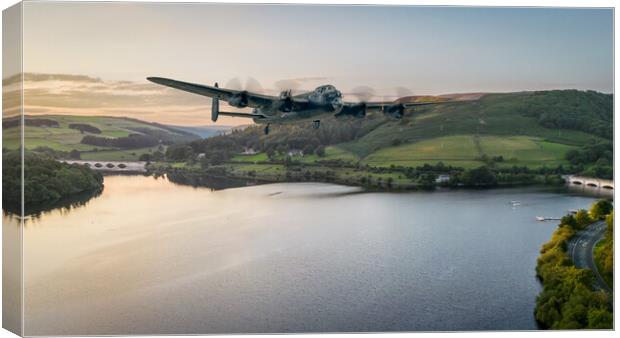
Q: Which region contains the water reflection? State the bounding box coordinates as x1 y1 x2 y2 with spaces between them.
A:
566 183 614 198
3 188 103 220
2 212 22 334
17 175 608 335
165 171 262 190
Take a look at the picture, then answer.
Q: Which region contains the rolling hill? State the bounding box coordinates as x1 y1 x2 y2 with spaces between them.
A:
4 90 612 172
329 90 611 169
216 90 611 172
2 115 201 161
166 124 240 138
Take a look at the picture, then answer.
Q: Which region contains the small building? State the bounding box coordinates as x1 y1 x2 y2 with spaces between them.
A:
287 149 304 157
435 174 451 184
242 147 257 155
197 153 206 159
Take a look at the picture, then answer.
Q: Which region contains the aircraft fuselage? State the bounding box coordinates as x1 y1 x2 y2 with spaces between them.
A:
249 85 344 124
146 76 441 135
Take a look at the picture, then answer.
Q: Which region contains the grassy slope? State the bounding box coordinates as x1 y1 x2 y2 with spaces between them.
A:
79 146 164 161
3 115 186 159
362 135 577 169
363 135 481 168
298 146 360 163
224 92 602 171
336 93 601 168
7 91 608 168
231 146 359 164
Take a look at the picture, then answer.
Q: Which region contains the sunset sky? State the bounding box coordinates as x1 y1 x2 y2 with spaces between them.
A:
13 3 615 125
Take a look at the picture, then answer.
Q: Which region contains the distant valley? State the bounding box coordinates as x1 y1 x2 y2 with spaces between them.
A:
167 124 242 138
2 115 202 161
2 90 612 183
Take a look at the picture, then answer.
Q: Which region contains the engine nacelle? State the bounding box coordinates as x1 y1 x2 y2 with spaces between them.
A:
278 90 293 112
229 91 249 108
383 103 405 119
335 103 366 118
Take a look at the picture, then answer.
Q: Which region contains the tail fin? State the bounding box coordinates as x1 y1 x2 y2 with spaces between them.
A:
211 82 219 122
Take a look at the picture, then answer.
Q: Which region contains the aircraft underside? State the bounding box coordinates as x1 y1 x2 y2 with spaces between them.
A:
254 108 326 134
146 76 450 136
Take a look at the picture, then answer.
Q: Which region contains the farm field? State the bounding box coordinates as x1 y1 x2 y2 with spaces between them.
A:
80 146 163 161
338 92 604 159
298 146 360 163
361 135 577 169
3 115 198 160
230 146 359 164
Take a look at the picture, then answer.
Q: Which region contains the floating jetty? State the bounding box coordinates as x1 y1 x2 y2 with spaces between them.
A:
536 216 561 221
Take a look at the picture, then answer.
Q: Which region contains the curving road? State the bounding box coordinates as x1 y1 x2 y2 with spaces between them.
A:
566 220 611 293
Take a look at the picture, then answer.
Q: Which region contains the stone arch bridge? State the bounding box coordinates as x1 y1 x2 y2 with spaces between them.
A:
61 160 147 173
565 175 614 190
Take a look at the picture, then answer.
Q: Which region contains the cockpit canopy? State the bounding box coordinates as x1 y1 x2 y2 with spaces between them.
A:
316 85 341 97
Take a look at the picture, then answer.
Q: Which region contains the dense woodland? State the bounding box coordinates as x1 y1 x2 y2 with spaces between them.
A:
535 200 613 329
2 117 59 129
564 141 613 179
188 116 379 159
81 134 160 148
2 150 104 212
69 123 102 134
596 212 614 286
515 90 612 139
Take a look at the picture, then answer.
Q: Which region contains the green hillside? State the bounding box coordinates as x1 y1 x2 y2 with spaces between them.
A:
4 90 611 183
2 115 200 161
222 90 609 169
361 135 577 169
339 91 609 160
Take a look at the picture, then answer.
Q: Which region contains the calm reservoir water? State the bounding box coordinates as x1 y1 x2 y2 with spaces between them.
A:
12 175 606 334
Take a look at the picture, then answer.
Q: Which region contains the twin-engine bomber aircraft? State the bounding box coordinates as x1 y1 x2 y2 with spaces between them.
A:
147 77 449 135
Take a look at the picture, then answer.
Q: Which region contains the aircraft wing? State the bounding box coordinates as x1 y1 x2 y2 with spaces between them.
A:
218 111 266 119
147 77 277 108
363 100 451 112
337 100 453 118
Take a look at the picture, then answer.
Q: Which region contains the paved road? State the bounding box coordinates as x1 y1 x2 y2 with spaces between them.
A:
566 220 611 293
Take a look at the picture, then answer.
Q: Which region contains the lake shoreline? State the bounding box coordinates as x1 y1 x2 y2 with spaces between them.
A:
19 175 602 333
147 163 568 192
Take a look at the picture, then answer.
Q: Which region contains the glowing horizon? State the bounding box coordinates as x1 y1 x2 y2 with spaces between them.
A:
11 3 614 126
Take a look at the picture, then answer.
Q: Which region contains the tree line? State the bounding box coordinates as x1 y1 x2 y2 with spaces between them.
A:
69 123 102 134
82 134 160 148
516 90 612 139
595 211 613 288
535 200 613 329
3 117 59 129
2 149 104 213
564 141 613 179
81 126 200 150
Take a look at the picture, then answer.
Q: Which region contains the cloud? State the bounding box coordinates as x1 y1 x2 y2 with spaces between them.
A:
3 73 103 86
4 72 243 125
4 73 342 125
291 76 332 83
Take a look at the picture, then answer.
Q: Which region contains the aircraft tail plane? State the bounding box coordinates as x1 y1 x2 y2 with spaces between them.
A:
211 82 219 122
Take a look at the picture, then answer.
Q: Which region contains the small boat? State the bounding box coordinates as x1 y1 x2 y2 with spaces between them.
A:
568 209 579 214
536 216 546 221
